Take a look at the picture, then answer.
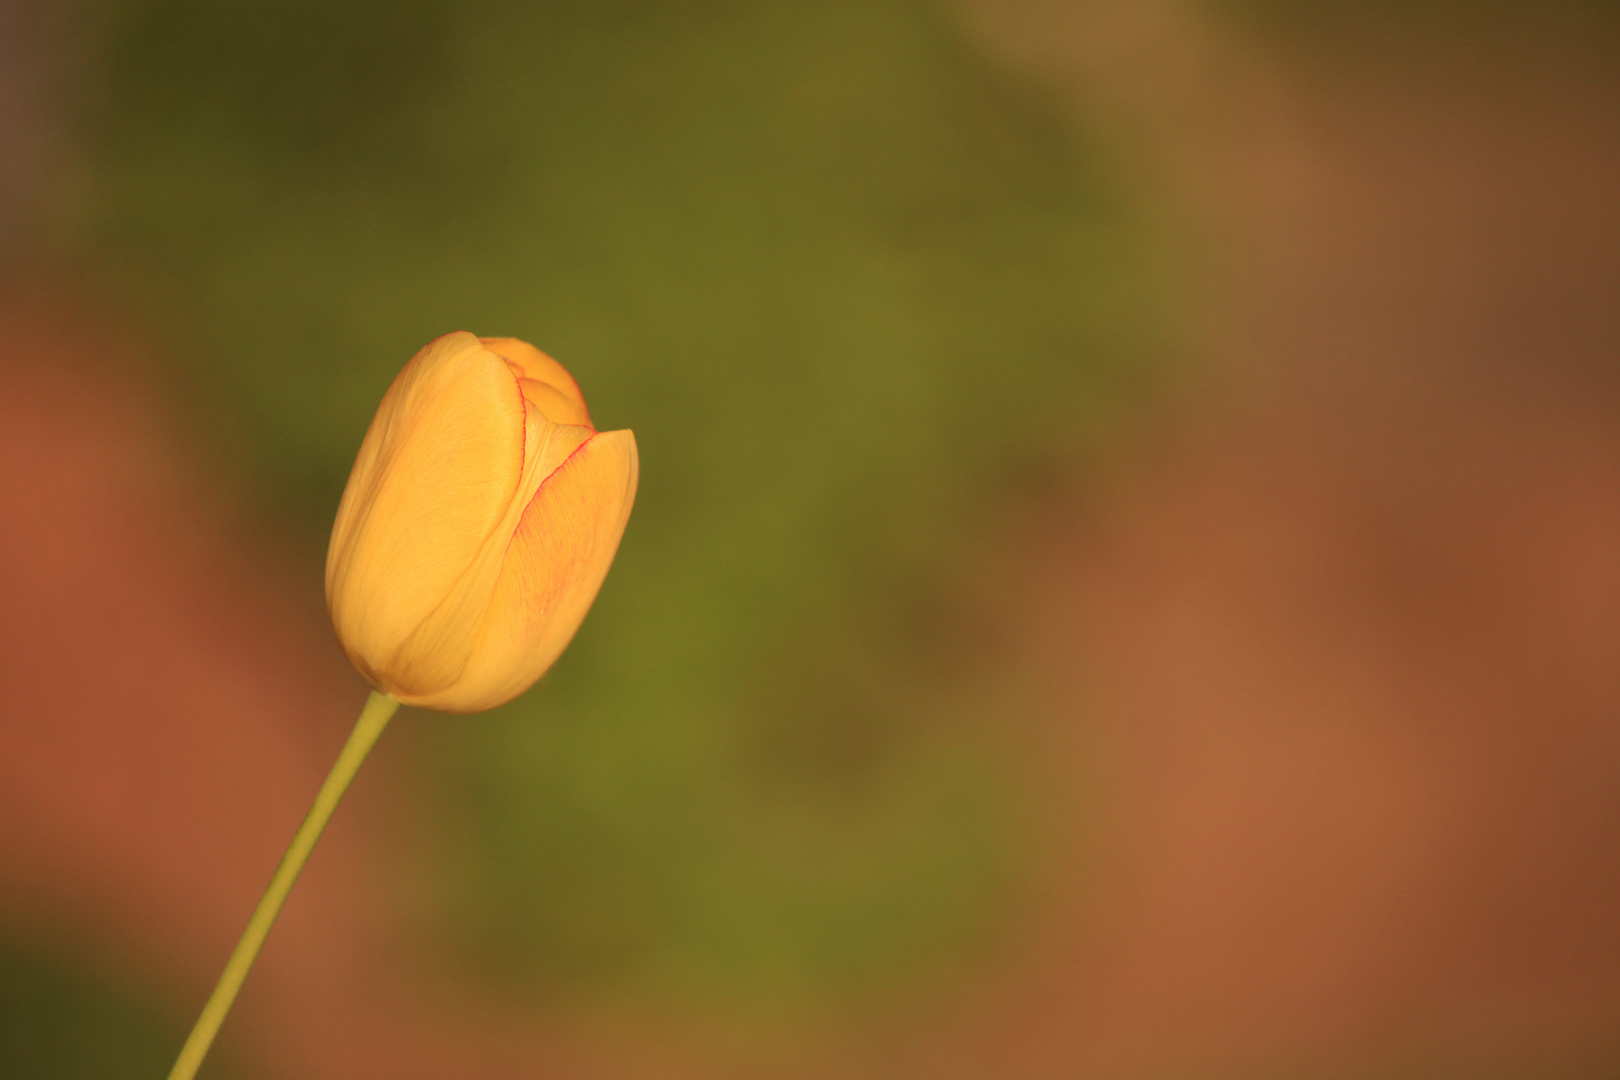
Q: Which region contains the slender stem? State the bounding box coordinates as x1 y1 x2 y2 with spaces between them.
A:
166 690 400 1080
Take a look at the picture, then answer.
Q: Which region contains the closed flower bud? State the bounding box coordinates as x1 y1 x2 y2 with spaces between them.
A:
325 332 638 712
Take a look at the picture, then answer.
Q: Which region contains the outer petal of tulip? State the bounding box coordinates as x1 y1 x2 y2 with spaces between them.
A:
403 427 639 712
326 332 525 695
385 401 594 697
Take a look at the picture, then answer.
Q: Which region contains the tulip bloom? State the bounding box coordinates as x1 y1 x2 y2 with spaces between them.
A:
326 332 637 712
167 333 636 1080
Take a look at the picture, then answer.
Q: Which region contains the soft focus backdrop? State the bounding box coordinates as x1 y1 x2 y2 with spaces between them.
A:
2 1 1619 1078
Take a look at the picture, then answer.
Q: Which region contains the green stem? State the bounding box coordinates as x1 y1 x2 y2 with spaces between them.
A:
166 690 400 1080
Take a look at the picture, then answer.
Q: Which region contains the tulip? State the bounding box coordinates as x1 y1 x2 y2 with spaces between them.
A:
166 332 638 1080
326 331 638 712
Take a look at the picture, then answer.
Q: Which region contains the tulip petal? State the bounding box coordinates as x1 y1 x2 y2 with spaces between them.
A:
407 428 638 712
480 337 591 427
326 332 525 690
385 399 596 697
515 377 591 428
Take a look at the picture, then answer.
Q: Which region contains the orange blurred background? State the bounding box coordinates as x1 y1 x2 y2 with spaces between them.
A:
2 1 1620 1078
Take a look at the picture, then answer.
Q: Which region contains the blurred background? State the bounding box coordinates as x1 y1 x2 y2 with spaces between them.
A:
1 0 1619 1077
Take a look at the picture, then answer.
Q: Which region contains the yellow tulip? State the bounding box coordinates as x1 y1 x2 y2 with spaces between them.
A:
325 331 638 712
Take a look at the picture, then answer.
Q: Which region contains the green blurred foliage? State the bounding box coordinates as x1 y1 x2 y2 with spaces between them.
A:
0 941 239 1080
81 0 1164 1021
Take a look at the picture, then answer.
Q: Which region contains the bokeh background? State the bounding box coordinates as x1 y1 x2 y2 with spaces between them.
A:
2 0 1619 1077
